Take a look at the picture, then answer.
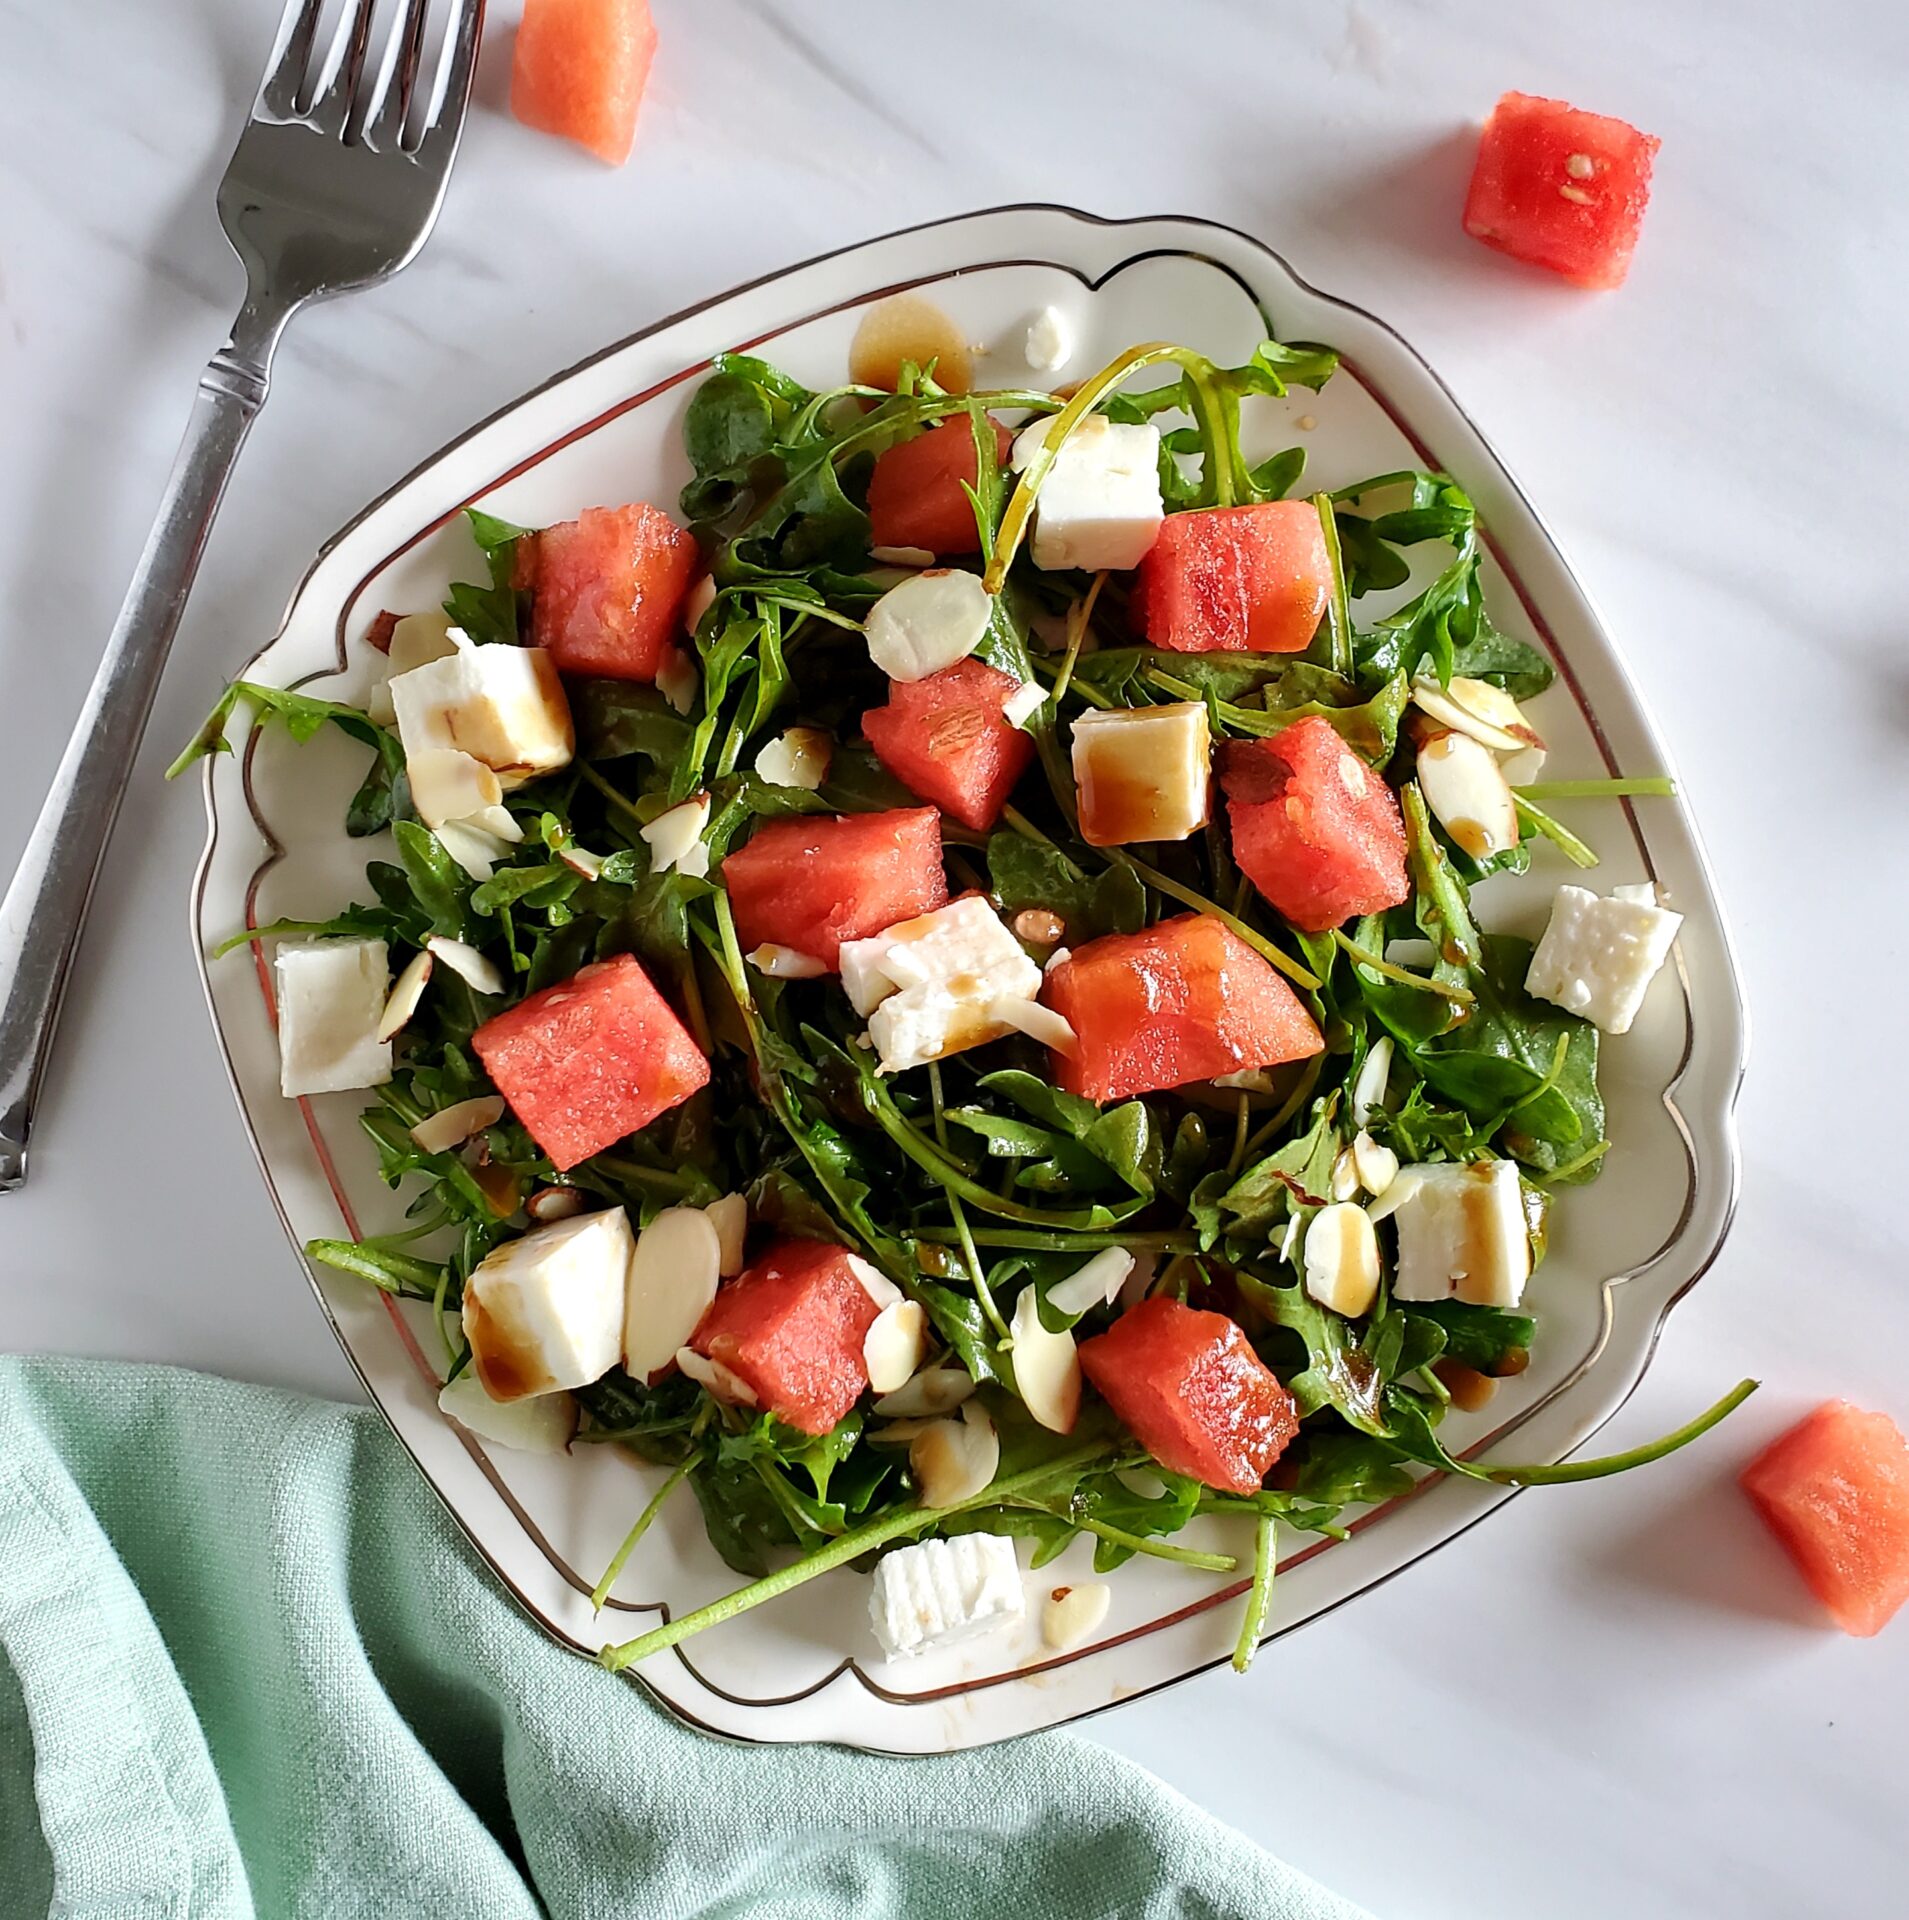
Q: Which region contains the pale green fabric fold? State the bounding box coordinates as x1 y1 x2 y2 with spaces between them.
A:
0 1356 1368 1920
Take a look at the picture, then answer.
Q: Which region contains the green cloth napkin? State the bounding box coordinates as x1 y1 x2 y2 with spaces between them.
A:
0 1356 1367 1920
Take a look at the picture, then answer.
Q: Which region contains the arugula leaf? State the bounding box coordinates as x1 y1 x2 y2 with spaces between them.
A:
444 508 531 648
985 833 1146 944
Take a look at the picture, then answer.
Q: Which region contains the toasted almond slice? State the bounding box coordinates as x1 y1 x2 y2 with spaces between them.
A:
747 943 828 980
1046 1248 1134 1319
1002 682 1045 730
641 794 711 878
1364 1169 1425 1225
754 725 833 791
846 1253 903 1311
1042 1581 1112 1650
704 1193 747 1276
407 747 505 832
558 843 605 880
909 1402 998 1508
1351 1034 1394 1126
991 996 1078 1053
526 1186 588 1223
865 569 992 682
1352 1130 1400 1197
435 819 512 883
675 1346 757 1407
1304 1202 1382 1317
411 1094 507 1155
377 949 434 1041
437 1371 577 1454
868 544 937 567
868 1417 940 1446
683 575 718 634
1411 674 1545 755
873 1367 976 1418
1330 1147 1360 1202
863 1301 928 1393
426 935 506 996
624 1208 723 1382
654 648 699 715
1010 1285 1081 1435
1416 732 1520 860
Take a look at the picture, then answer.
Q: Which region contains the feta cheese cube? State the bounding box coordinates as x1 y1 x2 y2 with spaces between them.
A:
275 938 393 1097
1010 414 1163 573
389 635 574 788
462 1207 634 1401
1525 883 1683 1035
838 897 1042 1074
869 1533 1025 1659
1071 701 1211 845
1388 1160 1530 1308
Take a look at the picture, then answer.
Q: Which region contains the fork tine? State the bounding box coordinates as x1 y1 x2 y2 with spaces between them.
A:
258 0 326 117
362 0 433 150
307 0 381 137
416 0 485 157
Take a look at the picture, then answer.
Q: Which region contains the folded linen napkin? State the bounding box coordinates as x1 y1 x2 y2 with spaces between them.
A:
0 1355 1368 1920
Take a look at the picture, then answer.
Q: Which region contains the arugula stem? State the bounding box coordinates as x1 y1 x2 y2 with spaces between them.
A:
916 1226 1203 1254
598 1442 1112 1670
578 763 649 828
1514 796 1598 870
930 1063 1009 1341
590 1459 694 1612
1314 493 1353 680
1515 777 1676 801
1231 1517 1277 1674
306 1238 445 1295
590 1155 707 1197
999 804 1056 849
1104 850 1320 990
1050 574 1105 709
1332 929 1476 1004
1537 1139 1612 1184
1227 1092 1251 1179
429 1263 457 1374
1240 1055 1324 1164
1469 1379 1758 1486
1057 1512 1238 1573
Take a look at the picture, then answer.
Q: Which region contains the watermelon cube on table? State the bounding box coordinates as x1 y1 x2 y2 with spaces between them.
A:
1078 1297 1298 1495
471 954 709 1172
1463 91 1661 291
690 1237 883 1435
867 419 1013 557
525 502 698 682
1221 717 1409 932
1131 501 1331 656
720 807 949 970
510 0 659 167
1039 913 1323 1104
862 658 1035 831
1740 1400 1909 1637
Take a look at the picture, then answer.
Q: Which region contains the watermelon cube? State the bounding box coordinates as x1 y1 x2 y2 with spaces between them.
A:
1221 718 1409 932
690 1237 882 1435
1078 1297 1298 1494
1040 913 1323 1103
1463 92 1661 291
720 807 949 970
471 954 709 1172
1132 502 1330 656
867 419 1013 557
526 502 699 682
1741 1401 1909 1637
862 658 1035 832
510 0 658 167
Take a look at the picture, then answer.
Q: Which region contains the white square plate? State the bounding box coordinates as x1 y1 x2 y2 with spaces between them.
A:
192 205 1745 1751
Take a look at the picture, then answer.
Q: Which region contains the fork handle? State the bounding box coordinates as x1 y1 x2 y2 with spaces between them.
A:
0 346 272 1192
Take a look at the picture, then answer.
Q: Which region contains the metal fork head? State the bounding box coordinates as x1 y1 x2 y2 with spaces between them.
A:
216 0 483 346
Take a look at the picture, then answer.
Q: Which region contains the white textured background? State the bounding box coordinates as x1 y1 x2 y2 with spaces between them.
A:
4 3 1907 1914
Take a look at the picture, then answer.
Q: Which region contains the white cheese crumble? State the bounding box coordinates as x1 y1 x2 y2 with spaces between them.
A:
869 1533 1024 1659
1525 883 1683 1035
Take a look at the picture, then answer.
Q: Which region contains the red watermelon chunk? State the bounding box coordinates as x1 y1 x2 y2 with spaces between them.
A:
1040 913 1323 1104
1463 92 1661 291
1078 1297 1298 1495
690 1237 881 1435
1222 718 1408 932
472 954 709 1172
1132 502 1330 656
510 0 658 167
862 658 1035 832
721 807 949 970
526 502 698 682
867 419 1012 557
1741 1401 1909 1637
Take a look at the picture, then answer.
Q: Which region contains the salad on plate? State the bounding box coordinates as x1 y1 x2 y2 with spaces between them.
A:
178 310 1749 1674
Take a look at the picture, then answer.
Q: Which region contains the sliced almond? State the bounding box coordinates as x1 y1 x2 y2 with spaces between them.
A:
868 544 936 567
556 842 605 881
1043 945 1072 973
874 1366 976 1418
1213 1068 1277 1094
1304 1202 1382 1317
846 1252 902 1310
1330 1147 1360 1202
1364 1169 1425 1225
1042 1581 1112 1651
754 726 832 791
675 1346 757 1407
624 1207 723 1382
437 1371 577 1454
654 648 699 716
411 1094 506 1155
1002 681 1045 730
1046 1248 1133 1319
747 943 828 980
1416 732 1520 860
1411 675 1545 755
704 1192 747 1276
683 575 718 634
526 1185 588 1223
991 996 1077 1053
1009 1285 1082 1435
407 747 505 832
909 1402 999 1508
435 819 513 883
640 794 711 878
1351 1034 1394 1126
863 1300 928 1393
377 948 434 1041
1351 1130 1399 1197
864 569 993 682
426 935 506 997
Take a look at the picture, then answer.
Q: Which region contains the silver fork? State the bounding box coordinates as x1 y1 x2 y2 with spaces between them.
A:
0 0 483 1192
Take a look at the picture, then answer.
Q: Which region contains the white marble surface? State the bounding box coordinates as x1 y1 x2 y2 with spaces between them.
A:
4 1 1907 1913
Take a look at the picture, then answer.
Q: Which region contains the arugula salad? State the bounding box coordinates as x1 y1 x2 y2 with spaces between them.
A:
180 310 1751 1674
